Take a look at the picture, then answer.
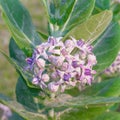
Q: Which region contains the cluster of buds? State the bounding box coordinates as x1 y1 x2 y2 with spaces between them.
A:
26 37 97 93
104 52 120 76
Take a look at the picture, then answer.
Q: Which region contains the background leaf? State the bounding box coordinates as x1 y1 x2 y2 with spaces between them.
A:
69 10 112 42
0 0 41 55
37 31 48 42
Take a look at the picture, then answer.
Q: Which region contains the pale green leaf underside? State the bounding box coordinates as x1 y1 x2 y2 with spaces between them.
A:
44 94 120 108
70 10 112 43
2 13 33 52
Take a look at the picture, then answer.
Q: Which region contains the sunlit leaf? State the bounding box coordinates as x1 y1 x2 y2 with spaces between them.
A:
70 10 112 43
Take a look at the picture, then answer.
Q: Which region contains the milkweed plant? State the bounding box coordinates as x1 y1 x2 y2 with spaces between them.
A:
0 0 120 120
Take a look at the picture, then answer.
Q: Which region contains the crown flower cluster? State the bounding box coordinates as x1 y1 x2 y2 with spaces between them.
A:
26 37 97 93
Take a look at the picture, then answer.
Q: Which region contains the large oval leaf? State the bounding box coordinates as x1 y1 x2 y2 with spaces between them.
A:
93 21 120 72
70 10 112 43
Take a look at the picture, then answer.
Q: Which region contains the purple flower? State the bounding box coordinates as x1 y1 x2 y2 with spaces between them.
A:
48 36 56 46
26 58 33 65
84 68 91 76
63 73 71 81
77 39 84 47
25 50 38 70
72 61 79 68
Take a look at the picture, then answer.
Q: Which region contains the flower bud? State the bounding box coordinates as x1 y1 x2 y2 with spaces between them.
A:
48 82 59 92
61 62 68 71
42 74 50 82
51 72 58 80
36 45 44 54
32 77 39 85
65 40 74 48
61 48 68 56
36 58 45 68
88 54 97 66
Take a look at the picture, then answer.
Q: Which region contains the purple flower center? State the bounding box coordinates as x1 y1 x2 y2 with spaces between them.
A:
77 40 84 47
72 61 79 68
85 68 91 75
48 37 56 45
26 58 33 65
63 73 71 81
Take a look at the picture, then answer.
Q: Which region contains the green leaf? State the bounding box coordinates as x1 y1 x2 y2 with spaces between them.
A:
69 10 112 42
0 94 47 120
9 38 39 88
0 0 41 55
112 3 120 22
93 21 120 72
95 0 110 10
60 106 108 120
94 112 120 120
60 107 120 120
81 77 120 97
93 0 110 14
62 77 120 119
9 38 26 67
42 0 95 37
37 31 48 42
9 112 24 120
16 76 44 111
